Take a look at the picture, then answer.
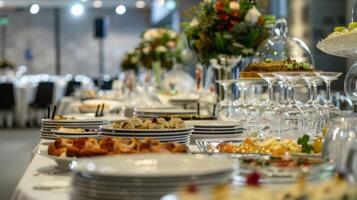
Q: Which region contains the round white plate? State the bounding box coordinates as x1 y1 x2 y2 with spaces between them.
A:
101 124 193 133
53 130 99 135
136 109 197 113
192 130 244 134
99 133 190 139
74 154 234 178
185 120 240 128
194 127 243 131
317 31 357 58
99 130 191 137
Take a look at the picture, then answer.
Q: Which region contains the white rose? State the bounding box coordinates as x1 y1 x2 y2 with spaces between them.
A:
155 46 167 53
229 2 240 11
190 18 199 27
167 30 177 39
244 6 261 24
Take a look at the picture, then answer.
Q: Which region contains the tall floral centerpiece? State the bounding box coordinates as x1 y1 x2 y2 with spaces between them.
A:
120 49 139 74
183 0 275 98
183 0 274 65
137 28 183 86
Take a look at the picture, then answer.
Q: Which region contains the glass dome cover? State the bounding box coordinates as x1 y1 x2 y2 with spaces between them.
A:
250 18 315 71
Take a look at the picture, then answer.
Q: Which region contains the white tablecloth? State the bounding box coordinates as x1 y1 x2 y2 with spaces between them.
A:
12 140 199 200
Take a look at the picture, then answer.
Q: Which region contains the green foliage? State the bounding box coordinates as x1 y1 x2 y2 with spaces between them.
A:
182 0 274 65
297 135 313 154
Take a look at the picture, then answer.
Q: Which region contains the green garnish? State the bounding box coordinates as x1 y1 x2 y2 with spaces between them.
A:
300 62 310 70
265 58 273 63
334 26 346 32
286 63 294 70
297 135 313 154
348 22 357 29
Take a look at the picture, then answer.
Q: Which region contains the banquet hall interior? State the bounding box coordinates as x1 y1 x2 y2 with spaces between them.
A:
1 0 357 200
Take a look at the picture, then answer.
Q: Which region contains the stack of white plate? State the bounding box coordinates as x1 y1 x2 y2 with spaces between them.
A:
100 124 193 144
185 121 243 142
71 154 234 200
135 109 197 118
52 129 99 138
41 114 127 139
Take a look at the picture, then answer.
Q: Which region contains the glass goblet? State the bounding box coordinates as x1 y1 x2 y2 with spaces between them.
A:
215 79 236 121
258 72 280 137
302 72 322 137
315 71 343 119
275 72 305 138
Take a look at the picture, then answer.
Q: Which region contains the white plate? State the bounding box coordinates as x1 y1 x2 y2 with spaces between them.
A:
99 133 190 140
54 135 99 139
53 130 99 135
99 130 191 137
136 109 197 115
317 31 357 59
194 127 243 131
193 130 244 134
101 124 193 134
74 154 234 178
185 120 240 128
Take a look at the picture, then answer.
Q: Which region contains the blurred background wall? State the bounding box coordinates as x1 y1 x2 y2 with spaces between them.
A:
0 0 353 89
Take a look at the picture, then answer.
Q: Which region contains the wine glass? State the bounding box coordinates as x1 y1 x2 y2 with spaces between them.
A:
344 61 357 111
233 81 247 122
275 72 305 138
215 79 236 121
302 72 322 137
258 72 279 137
315 71 342 120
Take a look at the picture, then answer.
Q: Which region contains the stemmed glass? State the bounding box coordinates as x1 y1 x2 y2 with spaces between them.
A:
258 72 279 137
215 80 236 120
213 55 241 121
302 72 321 137
233 81 247 122
275 72 305 138
315 71 342 119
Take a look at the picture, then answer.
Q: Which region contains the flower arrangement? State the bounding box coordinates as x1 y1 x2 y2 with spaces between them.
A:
183 0 275 65
137 28 183 70
120 49 139 72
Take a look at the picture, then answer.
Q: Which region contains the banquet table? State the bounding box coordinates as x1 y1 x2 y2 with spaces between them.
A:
11 140 200 200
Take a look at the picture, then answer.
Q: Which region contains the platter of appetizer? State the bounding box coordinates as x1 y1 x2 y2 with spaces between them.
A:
39 137 189 169
317 22 357 58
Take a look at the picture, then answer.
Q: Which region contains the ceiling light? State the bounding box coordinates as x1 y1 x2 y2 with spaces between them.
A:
81 0 88 2
135 0 146 9
0 1 5 7
92 0 103 8
165 0 176 10
115 5 126 15
30 3 40 14
157 0 165 7
71 4 84 16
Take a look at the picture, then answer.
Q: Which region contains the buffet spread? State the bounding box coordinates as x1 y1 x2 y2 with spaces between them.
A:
11 0 357 200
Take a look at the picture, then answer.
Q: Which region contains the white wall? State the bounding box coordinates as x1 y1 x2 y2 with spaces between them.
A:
0 8 151 76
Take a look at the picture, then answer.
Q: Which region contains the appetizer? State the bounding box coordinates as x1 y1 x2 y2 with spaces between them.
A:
48 137 188 158
177 174 357 200
240 156 324 168
217 135 323 157
241 58 313 78
324 22 357 39
111 117 185 130
55 127 93 133
53 115 75 120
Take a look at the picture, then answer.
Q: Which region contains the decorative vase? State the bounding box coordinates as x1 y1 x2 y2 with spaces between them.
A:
152 61 162 88
211 55 242 100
